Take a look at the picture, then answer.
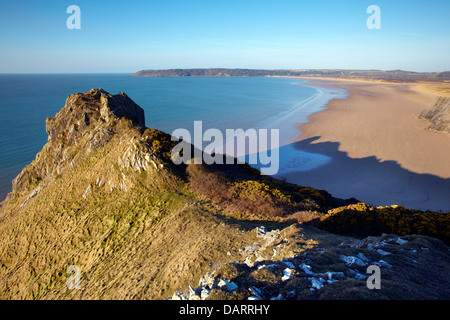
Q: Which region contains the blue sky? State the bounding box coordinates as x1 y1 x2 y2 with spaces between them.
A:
0 0 449 73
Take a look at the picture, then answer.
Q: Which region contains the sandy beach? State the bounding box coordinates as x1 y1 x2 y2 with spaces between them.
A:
283 78 450 212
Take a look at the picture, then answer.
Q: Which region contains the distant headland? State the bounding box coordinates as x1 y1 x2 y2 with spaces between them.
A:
131 68 450 82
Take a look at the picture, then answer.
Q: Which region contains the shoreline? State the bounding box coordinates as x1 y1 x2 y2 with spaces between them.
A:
259 80 349 147
276 78 450 211
226 80 348 160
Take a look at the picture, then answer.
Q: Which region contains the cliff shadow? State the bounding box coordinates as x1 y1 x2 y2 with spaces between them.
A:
275 136 450 212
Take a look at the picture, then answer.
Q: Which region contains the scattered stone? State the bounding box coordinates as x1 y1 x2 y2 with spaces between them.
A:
271 293 283 300
377 249 391 256
374 260 392 269
218 279 238 292
244 256 254 267
282 268 295 281
348 269 367 279
396 238 408 245
201 288 210 300
255 226 281 246
173 230 445 301
244 244 257 255
310 278 324 290
198 272 217 289
357 252 370 263
340 254 367 267
283 260 295 269
300 263 315 275
171 291 188 300
249 286 265 300
272 248 278 257
256 226 267 238
188 285 201 300
255 256 265 263
325 271 345 281
354 273 367 280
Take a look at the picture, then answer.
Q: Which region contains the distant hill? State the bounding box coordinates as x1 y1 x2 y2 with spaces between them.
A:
131 68 450 82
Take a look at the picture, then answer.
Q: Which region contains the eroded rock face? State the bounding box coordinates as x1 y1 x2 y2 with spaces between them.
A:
10 89 146 195
420 96 450 133
45 88 145 144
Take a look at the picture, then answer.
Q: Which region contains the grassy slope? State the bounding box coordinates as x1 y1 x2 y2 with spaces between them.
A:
0 90 448 300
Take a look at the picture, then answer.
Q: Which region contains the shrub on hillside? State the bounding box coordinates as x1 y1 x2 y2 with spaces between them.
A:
318 203 450 244
143 128 178 162
186 164 326 219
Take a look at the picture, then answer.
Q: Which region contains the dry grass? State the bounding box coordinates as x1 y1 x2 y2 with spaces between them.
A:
415 81 450 97
1 88 448 300
0 124 258 299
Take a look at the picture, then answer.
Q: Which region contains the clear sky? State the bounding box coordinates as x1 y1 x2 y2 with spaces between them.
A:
1 0 449 73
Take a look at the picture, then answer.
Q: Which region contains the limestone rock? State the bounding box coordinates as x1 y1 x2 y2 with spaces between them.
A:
419 96 450 133
10 89 146 197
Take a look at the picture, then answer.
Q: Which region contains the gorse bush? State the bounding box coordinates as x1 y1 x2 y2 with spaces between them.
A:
143 128 178 162
186 163 334 219
186 164 288 218
229 180 294 205
318 203 450 244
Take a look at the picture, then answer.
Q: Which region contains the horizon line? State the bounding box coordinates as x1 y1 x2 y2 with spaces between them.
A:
1 68 450 75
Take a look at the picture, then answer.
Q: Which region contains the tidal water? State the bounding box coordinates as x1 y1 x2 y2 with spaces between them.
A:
0 74 345 201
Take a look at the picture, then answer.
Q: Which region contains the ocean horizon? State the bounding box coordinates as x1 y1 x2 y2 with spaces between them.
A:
0 74 344 201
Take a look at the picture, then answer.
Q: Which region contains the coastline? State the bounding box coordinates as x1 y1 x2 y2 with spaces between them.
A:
237 81 349 174
259 81 348 147
277 78 450 211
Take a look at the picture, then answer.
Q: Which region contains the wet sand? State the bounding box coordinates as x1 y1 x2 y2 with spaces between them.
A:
283 78 450 211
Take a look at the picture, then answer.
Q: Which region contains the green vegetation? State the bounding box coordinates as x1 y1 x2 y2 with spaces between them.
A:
143 128 178 162
1 88 448 300
319 203 450 244
185 161 351 220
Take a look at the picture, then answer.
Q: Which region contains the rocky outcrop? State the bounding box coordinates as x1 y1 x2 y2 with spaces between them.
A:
419 96 450 133
1 89 448 301
172 230 450 300
45 88 145 144
9 88 146 198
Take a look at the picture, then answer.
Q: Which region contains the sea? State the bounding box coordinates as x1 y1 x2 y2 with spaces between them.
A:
0 74 347 201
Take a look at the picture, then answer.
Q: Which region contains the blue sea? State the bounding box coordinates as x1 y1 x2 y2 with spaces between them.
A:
0 74 345 201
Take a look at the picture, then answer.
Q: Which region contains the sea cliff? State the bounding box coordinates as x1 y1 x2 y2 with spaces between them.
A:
0 89 448 300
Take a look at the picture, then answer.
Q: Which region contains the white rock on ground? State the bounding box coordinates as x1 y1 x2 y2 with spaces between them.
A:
376 249 391 256
282 268 295 281
340 254 367 267
218 279 239 292
310 278 324 290
300 263 315 275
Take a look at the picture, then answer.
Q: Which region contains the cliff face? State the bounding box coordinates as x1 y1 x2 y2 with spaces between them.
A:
45 89 145 145
0 89 194 299
9 89 146 198
419 96 450 133
0 89 448 300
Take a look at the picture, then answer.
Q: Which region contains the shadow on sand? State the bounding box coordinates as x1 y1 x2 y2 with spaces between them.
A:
276 136 450 212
